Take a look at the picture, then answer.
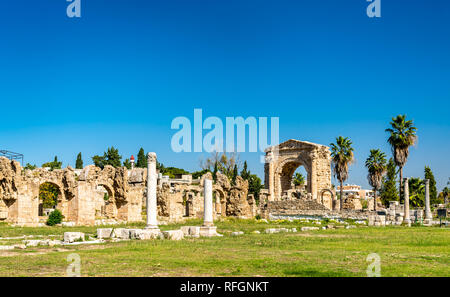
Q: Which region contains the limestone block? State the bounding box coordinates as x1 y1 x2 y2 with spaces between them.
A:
24 240 45 247
252 230 261 234
112 228 130 239
291 228 297 232
13 244 27 249
163 230 184 240
97 228 113 239
301 227 319 231
62 222 76 227
264 228 279 234
130 229 161 240
180 226 200 237
64 232 85 243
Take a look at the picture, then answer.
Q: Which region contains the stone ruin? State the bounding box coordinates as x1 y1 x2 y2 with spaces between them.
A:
0 156 255 227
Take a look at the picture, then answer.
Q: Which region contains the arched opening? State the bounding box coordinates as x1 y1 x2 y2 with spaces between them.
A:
39 182 62 216
278 161 311 200
213 189 226 216
96 184 115 219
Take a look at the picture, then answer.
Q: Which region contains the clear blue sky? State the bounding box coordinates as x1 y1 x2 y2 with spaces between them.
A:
0 0 449 190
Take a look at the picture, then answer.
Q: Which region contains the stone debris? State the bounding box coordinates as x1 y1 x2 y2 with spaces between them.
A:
0 245 15 250
300 226 320 231
180 226 200 237
129 229 162 240
162 230 184 240
252 230 261 234
62 222 76 227
63 232 85 243
231 231 244 236
63 239 105 246
13 244 27 249
97 228 113 239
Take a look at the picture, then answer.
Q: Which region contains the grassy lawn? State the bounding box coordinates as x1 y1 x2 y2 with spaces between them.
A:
0 219 448 277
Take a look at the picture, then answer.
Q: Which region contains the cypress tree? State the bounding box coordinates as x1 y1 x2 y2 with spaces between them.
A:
75 152 83 169
424 166 437 204
380 158 398 206
136 148 147 168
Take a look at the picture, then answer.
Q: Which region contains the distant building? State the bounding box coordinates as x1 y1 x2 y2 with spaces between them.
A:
336 184 374 199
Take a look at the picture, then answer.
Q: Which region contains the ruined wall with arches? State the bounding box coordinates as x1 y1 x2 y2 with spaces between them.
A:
264 139 334 209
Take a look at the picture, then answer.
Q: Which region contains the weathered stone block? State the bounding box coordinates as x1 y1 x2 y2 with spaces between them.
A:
199 226 220 237
231 231 244 236
163 230 184 240
301 226 319 231
97 228 113 239
130 229 161 240
64 232 85 243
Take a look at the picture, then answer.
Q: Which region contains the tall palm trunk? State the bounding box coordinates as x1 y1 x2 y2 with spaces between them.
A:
373 189 377 212
340 180 343 210
399 166 403 203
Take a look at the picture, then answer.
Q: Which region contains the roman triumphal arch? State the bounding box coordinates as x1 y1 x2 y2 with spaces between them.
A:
264 139 333 207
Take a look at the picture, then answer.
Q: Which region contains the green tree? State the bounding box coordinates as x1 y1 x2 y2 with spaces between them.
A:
75 152 83 169
424 166 438 204
39 183 59 208
92 147 122 168
212 162 218 182
123 158 132 169
408 177 424 207
386 115 418 202
136 148 147 168
248 174 263 204
330 136 355 210
380 158 399 206
240 161 250 180
293 172 305 186
24 163 37 170
365 149 387 211
200 152 239 180
42 156 62 171
192 169 210 179
231 164 238 185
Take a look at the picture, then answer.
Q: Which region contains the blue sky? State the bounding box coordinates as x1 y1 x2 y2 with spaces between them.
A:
0 0 449 190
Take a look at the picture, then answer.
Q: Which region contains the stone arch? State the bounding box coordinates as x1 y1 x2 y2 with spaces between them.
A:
95 183 116 219
274 156 312 199
213 187 227 216
38 181 64 216
264 139 332 203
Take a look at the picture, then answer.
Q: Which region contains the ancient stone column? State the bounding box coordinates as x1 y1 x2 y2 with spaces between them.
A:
203 178 214 227
146 152 158 229
424 179 432 224
403 178 411 226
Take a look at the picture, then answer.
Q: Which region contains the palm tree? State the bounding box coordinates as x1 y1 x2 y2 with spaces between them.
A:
330 136 355 210
385 115 417 203
365 149 387 211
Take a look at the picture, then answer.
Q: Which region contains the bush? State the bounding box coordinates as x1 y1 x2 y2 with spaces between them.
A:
46 209 64 226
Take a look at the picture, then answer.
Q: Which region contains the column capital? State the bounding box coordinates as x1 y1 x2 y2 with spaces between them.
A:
147 152 157 163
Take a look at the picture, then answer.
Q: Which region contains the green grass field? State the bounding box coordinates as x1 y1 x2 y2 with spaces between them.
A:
0 219 448 277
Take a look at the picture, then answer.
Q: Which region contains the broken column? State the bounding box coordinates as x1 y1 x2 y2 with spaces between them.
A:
146 152 158 229
424 179 432 225
404 178 411 226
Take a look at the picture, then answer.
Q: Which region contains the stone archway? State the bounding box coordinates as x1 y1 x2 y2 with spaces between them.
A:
320 189 334 210
38 181 63 216
213 188 226 216
264 139 332 204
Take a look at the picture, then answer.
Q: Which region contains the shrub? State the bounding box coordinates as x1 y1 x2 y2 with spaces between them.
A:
46 209 64 226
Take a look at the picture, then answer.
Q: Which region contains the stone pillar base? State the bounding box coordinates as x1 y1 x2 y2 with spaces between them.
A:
202 221 214 227
199 226 221 237
423 219 432 226
145 225 159 230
